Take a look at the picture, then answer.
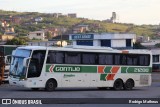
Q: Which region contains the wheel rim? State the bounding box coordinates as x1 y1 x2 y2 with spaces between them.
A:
48 82 54 89
126 81 133 89
115 81 122 89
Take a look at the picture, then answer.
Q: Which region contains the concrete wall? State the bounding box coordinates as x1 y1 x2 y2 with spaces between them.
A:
111 39 126 48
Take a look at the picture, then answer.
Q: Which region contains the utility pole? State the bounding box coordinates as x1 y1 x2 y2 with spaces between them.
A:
60 31 62 47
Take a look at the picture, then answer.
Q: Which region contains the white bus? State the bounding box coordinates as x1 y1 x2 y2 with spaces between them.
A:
9 46 152 91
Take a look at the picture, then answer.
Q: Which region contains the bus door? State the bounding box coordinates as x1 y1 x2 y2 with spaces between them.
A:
27 50 46 87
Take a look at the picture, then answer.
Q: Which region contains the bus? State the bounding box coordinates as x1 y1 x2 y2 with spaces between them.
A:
151 49 160 72
8 45 152 91
0 45 18 82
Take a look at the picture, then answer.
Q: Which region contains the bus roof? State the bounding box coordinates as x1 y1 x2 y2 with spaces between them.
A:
17 45 152 54
17 46 47 50
0 45 20 47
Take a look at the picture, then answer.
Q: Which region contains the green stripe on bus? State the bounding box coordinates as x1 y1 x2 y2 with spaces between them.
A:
100 74 107 81
46 65 51 72
104 66 112 73
121 67 152 73
46 65 97 73
121 67 128 73
46 65 151 73
80 66 97 73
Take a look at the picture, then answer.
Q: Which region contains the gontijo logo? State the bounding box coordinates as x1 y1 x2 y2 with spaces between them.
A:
55 66 81 72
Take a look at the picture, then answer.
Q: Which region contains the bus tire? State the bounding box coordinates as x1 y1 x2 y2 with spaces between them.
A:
45 79 57 91
124 79 134 90
31 88 39 91
113 79 123 90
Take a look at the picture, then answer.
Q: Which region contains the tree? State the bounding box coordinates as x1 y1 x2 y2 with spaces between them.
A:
155 43 160 48
5 37 27 45
134 42 146 49
46 31 52 40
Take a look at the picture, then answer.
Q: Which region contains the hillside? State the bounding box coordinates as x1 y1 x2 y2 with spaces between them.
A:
0 10 159 38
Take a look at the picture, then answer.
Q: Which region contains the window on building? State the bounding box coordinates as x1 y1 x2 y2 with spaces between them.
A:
77 40 93 46
37 33 41 36
153 55 159 62
82 53 97 64
99 54 113 65
126 39 131 47
101 40 111 47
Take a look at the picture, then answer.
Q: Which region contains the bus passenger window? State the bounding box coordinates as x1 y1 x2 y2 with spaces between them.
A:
139 55 150 66
65 52 81 64
99 54 113 65
47 51 64 64
114 55 120 65
121 55 127 65
127 55 138 65
82 53 97 64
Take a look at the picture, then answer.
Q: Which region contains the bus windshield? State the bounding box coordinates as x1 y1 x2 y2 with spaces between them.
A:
10 49 31 78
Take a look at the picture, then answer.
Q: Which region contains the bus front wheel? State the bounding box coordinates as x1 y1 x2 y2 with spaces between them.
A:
45 79 57 91
124 79 134 90
113 79 123 90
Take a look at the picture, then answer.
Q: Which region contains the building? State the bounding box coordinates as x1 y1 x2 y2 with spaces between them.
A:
69 33 136 49
35 17 43 22
72 24 89 34
45 28 58 37
10 16 21 24
0 35 15 41
5 27 15 34
28 31 46 40
68 13 77 18
52 35 69 46
141 39 160 48
103 12 117 23
53 13 62 18
1 21 10 27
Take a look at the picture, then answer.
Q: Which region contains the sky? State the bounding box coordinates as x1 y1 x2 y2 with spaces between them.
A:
0 0 160 25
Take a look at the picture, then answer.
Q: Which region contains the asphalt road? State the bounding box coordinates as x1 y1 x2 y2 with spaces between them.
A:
0 72 160 106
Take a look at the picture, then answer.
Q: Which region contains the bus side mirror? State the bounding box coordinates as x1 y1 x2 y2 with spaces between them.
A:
5 55 11 65
23 58 30 67
12 50 16 56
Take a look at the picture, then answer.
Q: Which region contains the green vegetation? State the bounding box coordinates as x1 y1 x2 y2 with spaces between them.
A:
134 42 146 49
155 43 160 48
5 37 28 45
0 9 159 38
